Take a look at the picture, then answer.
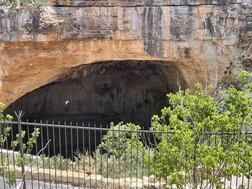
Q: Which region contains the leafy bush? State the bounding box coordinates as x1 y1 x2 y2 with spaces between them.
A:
0 103 15 185
150 71 252 188
0 103 40 186
99 122 143 159
97 122 149 178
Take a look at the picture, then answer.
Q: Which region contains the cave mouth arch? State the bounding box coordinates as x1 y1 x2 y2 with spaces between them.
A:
5 60 186 128
4 60 186 157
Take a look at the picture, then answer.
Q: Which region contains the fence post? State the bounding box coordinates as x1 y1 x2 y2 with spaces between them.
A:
15 111 26 189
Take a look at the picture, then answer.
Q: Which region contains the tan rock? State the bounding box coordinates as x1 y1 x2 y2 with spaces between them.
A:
0 1 250 107
85 174 105 188
148 175 156 183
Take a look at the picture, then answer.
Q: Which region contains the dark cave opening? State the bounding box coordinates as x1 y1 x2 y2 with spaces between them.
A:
4 60 186 158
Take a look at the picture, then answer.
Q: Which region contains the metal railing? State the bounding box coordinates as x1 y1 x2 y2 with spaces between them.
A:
0 113 251 189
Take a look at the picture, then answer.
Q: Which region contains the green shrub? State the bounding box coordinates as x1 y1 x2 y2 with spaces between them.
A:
96 122 149 178
150 71 252 188
99 122 143 159
0 102 40 186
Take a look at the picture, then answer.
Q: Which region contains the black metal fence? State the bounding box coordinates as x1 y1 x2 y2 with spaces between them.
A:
0 114 252 189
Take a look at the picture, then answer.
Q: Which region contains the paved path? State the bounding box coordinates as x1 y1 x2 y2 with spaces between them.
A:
0 177 93 189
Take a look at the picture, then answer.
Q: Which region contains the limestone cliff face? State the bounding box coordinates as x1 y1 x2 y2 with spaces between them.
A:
0 0 251 106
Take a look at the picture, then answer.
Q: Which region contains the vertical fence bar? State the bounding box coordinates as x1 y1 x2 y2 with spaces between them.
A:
146 132 150 189
88 123 91 189
130 129 133 188
246 128 250 189
5 121 11 188
26 120 33 189
118 123 121 181
39 120 46 189
34 120 40 189
76 122 80 188
141 132 144 188
94 123 97 189
0 124 6 189
15 111 26 189
70 122 74 185
99 123 103 182
81 122 86 188
52 121 57 189
58 121 63 189
45 120 52 189
106 123 109 188
124 125 127 187
10 121 17 188
64 121 69 189
112 125 115 189
136 129 139 189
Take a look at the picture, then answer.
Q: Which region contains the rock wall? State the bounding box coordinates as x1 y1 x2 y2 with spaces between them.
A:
0 0 251 106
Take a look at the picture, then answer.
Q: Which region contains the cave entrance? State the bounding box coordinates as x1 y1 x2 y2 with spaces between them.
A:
4 60 186 157
5 60 186 128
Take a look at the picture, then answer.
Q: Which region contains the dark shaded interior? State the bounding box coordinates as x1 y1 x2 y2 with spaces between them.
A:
5 60 186 128
4 60 186 157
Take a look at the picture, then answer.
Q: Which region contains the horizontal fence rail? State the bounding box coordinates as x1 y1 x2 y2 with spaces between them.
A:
0 118 251 189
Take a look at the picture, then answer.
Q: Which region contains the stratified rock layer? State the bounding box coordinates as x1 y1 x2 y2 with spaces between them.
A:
0 0 251 107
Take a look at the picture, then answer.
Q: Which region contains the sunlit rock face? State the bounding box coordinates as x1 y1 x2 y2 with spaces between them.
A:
0 0 251 116
4 60 186 128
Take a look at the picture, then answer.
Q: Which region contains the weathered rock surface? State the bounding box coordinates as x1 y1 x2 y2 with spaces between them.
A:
0 0 251 108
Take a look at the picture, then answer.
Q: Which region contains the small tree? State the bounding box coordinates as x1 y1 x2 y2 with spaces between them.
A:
0 102 15 185
150 71 252 188
99 122 143 159
0 103 40 187
98 122 148 178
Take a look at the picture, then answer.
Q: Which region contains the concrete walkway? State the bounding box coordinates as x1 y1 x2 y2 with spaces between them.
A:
0 177 93 189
